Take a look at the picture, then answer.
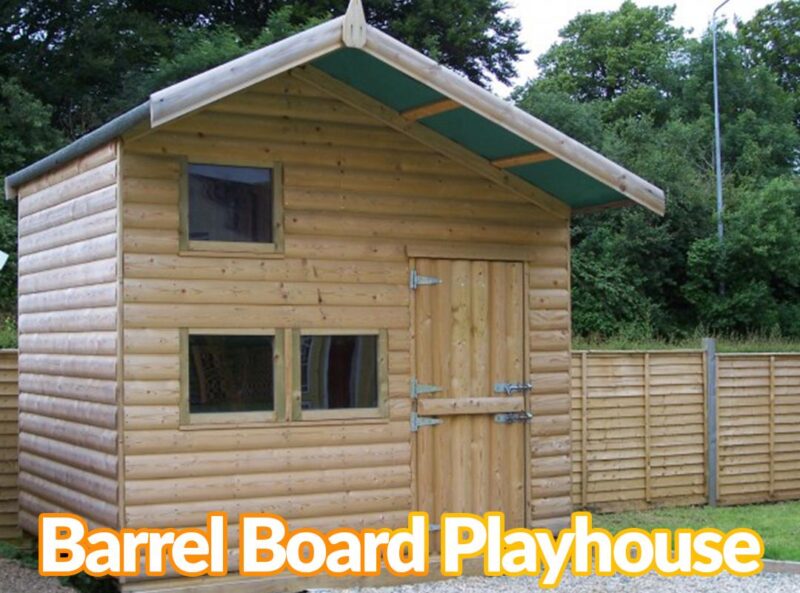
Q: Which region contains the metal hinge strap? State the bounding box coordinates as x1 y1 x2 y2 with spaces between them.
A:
410 412 443 432
411 378 442 399
410 269 442 290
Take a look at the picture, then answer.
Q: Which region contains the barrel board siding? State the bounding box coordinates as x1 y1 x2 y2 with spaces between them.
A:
117 72 572 579
15 142 121 533
0 350 20 539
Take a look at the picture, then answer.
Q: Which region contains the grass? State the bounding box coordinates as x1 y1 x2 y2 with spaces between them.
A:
593 501 800 562
573 334 800 353
0 316 16 349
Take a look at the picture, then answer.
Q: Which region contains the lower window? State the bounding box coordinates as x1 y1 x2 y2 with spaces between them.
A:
300 334 378 410
186 333 278 419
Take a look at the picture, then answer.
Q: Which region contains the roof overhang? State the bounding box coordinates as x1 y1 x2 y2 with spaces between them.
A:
6 0 665 216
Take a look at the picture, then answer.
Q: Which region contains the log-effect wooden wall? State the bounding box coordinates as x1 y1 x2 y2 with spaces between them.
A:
119 72 572 583
16 143 120 533
0 350 20 539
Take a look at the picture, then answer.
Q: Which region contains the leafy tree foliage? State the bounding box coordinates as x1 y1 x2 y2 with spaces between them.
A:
0 0 524 137
0 0 798 345
0 78 63 318
516 1 800 340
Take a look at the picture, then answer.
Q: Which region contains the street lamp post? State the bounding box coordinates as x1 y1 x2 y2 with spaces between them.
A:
712 0 731 243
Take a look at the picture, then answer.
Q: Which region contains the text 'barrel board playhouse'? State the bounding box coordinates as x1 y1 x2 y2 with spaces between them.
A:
5 1 665 590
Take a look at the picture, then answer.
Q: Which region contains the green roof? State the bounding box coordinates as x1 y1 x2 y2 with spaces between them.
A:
313 48 625 210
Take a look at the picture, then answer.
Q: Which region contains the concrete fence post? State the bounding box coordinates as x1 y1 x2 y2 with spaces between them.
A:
703 337 718 507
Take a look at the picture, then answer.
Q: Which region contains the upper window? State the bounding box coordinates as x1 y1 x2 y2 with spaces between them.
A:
300 334 379 411
188 334 275 415
186 163 279 250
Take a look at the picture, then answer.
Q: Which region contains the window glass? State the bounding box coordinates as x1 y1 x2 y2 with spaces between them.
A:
300 335 378 410
188 164 273 243
188 335 274 413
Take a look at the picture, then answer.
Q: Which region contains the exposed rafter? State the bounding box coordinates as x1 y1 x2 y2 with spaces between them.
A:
401 99 460 121
292 66 571 221
492 151 556 169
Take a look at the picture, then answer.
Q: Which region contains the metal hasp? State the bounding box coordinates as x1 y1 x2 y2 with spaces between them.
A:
494 382 533 396
410 269 442 290
410 412 443 432
411 378 442 399
494 411 533 424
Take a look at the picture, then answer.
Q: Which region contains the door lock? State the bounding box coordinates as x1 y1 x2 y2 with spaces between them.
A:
494 382 533 396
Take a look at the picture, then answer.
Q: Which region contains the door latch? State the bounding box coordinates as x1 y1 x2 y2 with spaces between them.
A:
494 382 533 396
494 411 533 424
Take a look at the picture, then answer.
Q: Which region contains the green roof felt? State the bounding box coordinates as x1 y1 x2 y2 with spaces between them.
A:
421 109 541 161
312 49 444 112
312 48 628 209
510 161 621 208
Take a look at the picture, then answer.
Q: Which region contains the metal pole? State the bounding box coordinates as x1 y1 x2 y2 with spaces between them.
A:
703 337 718 507
712 0 731 243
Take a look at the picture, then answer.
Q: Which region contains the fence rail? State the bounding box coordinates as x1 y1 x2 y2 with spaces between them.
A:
572 348 800 512
0 350 19 539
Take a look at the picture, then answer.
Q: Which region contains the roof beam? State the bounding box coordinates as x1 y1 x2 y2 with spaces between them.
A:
402 99 460 121
291 65 570 221
492 151 556 169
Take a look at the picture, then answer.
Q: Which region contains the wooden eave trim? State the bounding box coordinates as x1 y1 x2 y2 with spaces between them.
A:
401 99 461 121
362 26 665 216
492 151 556 169
291 66 570 221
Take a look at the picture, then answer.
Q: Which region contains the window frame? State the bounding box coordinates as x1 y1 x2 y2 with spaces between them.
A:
291 329 389 422
180 328 286 427
179 158 284 256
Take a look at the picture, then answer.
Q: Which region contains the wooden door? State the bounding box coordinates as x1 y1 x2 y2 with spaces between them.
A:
413 259 528 531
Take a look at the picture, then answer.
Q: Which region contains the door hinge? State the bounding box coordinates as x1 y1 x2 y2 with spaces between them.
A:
410 412 443 432
494 411 533 424
411 378 442 399
410 269 442 290
494 382 533 396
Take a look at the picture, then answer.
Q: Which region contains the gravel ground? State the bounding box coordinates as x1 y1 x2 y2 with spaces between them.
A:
2 562 799 592
322 573 800 593
0 557 73 593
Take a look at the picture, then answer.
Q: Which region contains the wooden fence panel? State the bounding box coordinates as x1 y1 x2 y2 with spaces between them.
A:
717 354 800 505
572 351 707 512
0 349 19 539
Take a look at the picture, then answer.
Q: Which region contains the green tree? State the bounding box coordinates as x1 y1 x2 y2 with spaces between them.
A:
739 1 800 96
0 0 524 137
684 177 800 336
0 78 64 324
535 0 686 124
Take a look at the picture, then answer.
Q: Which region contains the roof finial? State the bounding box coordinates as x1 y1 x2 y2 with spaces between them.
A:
343 0 367 48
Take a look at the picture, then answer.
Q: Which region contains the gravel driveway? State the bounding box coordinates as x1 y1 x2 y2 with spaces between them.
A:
3 563 799 592
324 573 800 593
0 557 73 593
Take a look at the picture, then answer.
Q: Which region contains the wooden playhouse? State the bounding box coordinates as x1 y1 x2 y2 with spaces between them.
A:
5 1 665 590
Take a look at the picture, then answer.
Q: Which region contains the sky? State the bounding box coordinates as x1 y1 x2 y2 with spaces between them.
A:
494 0 774 94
